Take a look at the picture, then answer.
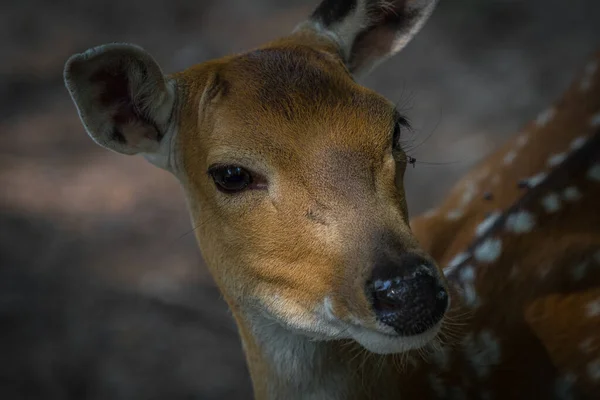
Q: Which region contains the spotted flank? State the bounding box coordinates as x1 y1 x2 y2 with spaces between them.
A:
407 50 600 399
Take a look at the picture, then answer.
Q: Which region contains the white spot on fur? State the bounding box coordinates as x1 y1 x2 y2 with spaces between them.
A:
505 211 536 233
535 108 555 127
526 172 547 188
447 209 463 220
590 112 600 127
562 186 582 202
570 136 587 150
541 193 561 213
587 298 600 317
503 150 517 165
444 252 470 276
580 337 594 353
474 238 502 263
571 261 589 281
587 359 600 381
476 212 501 237
547 152 567 167
463 284 479 307
459 181 478 207
587 163 600 181
459 265 476 282
516 134 529 148
555 373 577 400
463 330 501 377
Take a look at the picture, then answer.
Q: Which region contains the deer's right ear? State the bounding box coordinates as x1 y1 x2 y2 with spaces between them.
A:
64 43 177 168
296 0 438 77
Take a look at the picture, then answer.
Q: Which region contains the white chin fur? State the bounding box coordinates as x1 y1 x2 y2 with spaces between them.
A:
349 322 442 355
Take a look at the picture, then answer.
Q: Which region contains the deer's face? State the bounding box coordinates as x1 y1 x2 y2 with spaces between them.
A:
64 0 448 354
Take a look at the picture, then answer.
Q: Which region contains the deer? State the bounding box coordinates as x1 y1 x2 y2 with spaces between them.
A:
62 0 599 398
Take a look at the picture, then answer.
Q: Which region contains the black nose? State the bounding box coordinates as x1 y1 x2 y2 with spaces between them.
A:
368 253 449 336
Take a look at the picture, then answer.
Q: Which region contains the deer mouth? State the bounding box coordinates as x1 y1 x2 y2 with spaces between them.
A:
347 319 443 355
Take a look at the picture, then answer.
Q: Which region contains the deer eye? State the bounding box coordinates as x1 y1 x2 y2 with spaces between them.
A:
392 121 402 146
208 165 253 193
392 114 410 149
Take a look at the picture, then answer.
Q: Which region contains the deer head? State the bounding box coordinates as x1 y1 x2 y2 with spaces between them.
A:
64 0 445 398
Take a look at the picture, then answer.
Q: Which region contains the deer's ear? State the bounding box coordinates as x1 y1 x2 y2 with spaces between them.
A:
64 43 176 159
296 0 438 77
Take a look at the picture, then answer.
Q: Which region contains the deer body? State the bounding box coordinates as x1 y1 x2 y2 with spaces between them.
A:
63 0 599 398
406 52 600 399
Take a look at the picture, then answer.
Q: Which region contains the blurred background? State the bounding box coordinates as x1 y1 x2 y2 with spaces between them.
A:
0 0 598 398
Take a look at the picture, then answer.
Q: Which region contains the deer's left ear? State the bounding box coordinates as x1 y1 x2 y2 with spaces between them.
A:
296 0 438 77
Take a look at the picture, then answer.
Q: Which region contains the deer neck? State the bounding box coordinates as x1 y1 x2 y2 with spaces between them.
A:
232 309 350 400
231 308 407 400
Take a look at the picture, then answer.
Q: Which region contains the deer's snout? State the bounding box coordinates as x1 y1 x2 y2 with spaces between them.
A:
368 253 449 336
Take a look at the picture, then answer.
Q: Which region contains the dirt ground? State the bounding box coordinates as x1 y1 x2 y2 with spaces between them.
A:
0 0 599 398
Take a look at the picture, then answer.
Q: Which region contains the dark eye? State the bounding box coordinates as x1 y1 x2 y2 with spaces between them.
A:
392 115 410 149
392 121 402 146
208 165 253 193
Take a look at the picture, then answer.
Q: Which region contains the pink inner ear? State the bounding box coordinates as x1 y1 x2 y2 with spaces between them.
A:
119 120 161 146
90 66 130 108
90 63 161 147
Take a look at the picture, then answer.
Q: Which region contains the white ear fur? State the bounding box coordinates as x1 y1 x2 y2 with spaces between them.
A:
296 0 438 77
64 43 177 168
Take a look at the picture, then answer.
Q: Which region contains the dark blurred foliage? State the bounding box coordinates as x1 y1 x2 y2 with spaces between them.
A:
0 0 598 398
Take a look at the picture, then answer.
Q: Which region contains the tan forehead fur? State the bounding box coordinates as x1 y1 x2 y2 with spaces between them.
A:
176 40 397 165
